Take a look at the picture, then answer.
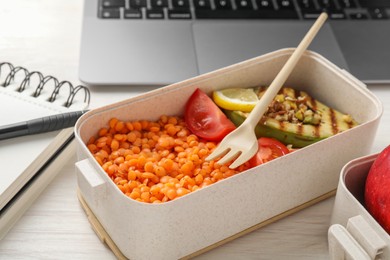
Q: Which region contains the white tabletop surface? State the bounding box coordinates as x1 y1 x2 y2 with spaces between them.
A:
1 1 389 259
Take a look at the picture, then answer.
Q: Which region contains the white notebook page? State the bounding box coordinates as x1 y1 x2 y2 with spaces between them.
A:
0 81 86 211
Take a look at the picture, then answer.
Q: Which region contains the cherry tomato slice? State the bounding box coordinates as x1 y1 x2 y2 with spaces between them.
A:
185 88 236 141
249 137 290 167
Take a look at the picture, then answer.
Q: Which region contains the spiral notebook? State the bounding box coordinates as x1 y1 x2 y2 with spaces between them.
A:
0 62 90 238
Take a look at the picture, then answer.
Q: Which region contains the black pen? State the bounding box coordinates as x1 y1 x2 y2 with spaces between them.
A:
0 110 88 141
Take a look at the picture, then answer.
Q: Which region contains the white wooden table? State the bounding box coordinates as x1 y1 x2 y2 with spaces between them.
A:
1 1 389 259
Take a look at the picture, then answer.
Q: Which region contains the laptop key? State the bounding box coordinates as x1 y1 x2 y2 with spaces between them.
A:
301 10 322 19
124 9 143 18
349 11 368 19
303 8 344 19
168 9 192 18
296 0 315 10
172 0 190 8
235 0 254 9
358 0 390 8
195 9 298 18
101 0 125 8
147 9 165 18
215 0 233 9
337 0 356 8
369 8 388 19
317 0 337 10
194 0 212 9
151 0 169 8
276 0 295 10
130 0 147 9
100 8 121 18
329 11 346 19
256 0 274 9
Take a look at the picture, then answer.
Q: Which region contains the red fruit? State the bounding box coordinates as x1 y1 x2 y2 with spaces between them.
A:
365 145 390 234
184 88 236 142
248 137 290 167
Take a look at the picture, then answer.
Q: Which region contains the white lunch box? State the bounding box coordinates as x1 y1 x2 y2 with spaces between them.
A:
329 153 390 259
74 49 383 259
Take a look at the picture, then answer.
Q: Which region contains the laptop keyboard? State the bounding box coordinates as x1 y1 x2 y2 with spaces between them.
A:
98 0 390 20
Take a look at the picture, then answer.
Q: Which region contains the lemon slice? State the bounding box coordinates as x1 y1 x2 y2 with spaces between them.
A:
213 88 259 112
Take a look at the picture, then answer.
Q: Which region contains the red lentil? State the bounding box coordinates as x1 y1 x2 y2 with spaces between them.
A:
87 115 251 203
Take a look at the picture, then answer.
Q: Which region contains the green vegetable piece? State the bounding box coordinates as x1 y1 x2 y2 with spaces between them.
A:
224 87 359 148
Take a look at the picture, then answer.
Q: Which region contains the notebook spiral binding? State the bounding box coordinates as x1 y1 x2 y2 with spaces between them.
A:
0 62 90 108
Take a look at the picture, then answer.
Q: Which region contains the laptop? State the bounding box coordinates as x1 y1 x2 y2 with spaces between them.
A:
79 0 390 86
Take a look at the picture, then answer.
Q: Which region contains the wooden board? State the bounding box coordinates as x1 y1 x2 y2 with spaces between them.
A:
77 189 336 259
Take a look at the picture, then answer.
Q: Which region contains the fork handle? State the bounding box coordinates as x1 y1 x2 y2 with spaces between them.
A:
244 12 328 129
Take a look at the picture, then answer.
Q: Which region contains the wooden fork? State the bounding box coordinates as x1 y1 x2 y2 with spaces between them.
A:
206 13 328 169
